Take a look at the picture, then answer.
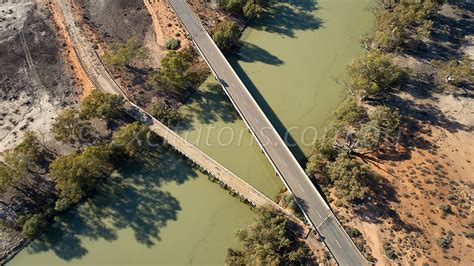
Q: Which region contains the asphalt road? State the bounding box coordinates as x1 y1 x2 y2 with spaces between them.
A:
168 0 368 265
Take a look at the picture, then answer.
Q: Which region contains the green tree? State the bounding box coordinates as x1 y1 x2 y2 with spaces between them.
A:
80 90 124 120
369 106 400 140
346 50 405 97
165 38 181 50
242 1 259 18
212 21 240 53
225 0 246 15
111 122 159 158
3 131 47 174
103 38 149 70
333 97 367 127
20 213 49 239
306 138 336 176
0 162 36 203
147 51 200 99
366 0 438 51
328 155 372 203
0 132 50 210
355 106 400 151
148 101 181 127
226 207 314 265
52 108 92 142
440 56 473 88
50 148 112 208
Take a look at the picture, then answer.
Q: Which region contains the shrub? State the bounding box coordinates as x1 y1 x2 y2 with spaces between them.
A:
21 214 49 239
346 50 405 97
437 232 453 250
212 21 240 53
103 38 148 69
383 242 397 259
148 101 181 127
347 227 362 238
165 38 181 50
439 204 451 216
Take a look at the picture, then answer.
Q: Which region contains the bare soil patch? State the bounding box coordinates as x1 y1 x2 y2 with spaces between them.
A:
0 1 79 153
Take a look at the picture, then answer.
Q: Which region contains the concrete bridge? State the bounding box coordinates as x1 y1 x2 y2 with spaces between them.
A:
56 0 309 234
168 0 368 265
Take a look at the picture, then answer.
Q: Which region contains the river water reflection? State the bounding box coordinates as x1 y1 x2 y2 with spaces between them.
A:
10 0 372 264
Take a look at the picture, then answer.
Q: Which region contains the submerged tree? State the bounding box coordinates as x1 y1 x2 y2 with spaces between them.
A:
50 145 113 210
225 207 314 265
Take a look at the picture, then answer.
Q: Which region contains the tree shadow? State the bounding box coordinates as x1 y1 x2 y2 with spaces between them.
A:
409 5 474 61
236 42 284 65
24 148 197 261
353 174 422 234
252 0 323 38
176 82 240 131
386 91 467 134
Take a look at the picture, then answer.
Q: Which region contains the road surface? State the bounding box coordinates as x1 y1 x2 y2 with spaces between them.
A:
168 0 368 265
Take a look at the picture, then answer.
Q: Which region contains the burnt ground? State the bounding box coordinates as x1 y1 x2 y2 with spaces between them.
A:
76 0 152 46
0 0 81 260
0 1 79 153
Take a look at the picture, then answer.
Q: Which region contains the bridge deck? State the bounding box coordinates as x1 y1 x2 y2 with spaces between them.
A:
168 0 368 265
56 0 308 234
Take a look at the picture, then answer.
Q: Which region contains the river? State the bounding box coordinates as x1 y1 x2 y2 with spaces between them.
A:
9 0 372 264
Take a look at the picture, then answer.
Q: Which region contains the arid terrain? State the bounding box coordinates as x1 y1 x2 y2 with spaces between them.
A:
0 1 79 154
0 0 81 259
333 3 474 265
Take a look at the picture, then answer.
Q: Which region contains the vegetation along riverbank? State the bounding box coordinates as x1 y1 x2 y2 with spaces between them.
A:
306 0 473 264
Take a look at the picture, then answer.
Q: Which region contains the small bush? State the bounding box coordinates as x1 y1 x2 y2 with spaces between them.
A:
437 232 453 250
383 242 397 260
21 214 49 239
347 227 362 238
439 204 452 217
166 38 180 50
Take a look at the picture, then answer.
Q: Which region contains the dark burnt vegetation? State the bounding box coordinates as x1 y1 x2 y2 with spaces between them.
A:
75 0 209 129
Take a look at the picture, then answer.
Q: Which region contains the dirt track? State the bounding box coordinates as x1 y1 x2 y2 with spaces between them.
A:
0 1 79 153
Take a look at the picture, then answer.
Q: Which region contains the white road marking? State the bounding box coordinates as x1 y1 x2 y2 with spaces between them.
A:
316 214 331 229
298 184 305 192
334 238 342 248
315 209 322 218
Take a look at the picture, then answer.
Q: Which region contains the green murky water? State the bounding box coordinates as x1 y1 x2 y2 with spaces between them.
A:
9 0 372 264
